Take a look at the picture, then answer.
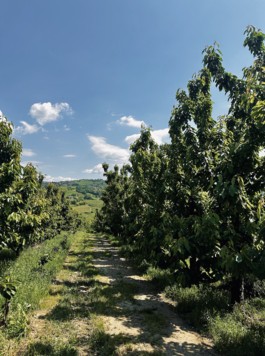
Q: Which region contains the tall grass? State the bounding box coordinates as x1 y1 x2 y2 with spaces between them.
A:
0 232 74 343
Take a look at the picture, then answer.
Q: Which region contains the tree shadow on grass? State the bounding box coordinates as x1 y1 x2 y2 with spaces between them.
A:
25 341 77 356
77 328 213 355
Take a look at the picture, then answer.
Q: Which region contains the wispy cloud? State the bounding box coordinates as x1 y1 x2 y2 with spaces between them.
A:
125 133 141 145
30 102 73 126
63 154 76 158
22 148 36 157
83 163 104 174
125 128 169 146
87 135 130 163
14 121 40 135
43 175 75 182
116 115 146 128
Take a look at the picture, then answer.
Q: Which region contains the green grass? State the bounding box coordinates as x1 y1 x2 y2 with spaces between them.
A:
209 299 265 355
144 266 174 289
165 284 230 327
72 204 92 214
164 283 265 355
0 231 75 349
25 341 78 355
72 198 102 211
72 198 103 227
87 199 103 209
0 249 16 279
20 232 110 355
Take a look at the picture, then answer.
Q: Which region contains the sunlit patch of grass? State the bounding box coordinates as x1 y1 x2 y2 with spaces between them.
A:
25 322 78 356
48 284 64 296
0 232 76 346
72 204 92 214
39 295 61 310
209 298 265 356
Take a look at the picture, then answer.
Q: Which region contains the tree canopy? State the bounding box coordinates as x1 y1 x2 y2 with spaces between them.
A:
94 26 265 303
0 116 79 255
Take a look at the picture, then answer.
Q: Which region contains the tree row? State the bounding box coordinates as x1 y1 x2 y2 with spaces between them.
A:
0 117 79 256
94 26 265 303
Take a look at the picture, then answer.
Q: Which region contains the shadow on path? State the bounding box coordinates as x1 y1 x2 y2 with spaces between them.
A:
87 235 217 356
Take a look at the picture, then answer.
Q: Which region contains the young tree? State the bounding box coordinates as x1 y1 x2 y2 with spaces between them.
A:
202 26 265 302
0 117 23 252
0 115 77 254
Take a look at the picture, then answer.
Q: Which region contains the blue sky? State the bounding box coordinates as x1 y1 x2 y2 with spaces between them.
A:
0 0 264 181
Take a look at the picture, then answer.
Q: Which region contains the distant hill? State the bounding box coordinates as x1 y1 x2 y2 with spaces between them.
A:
44 179 106 202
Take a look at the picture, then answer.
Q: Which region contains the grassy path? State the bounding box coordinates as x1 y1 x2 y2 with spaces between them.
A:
11 232 216 355
15 231 96 355
90 235 216 355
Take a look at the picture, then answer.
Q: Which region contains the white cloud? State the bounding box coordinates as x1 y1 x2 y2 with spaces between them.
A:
0 111 9 124
63 154 76 158
43 175 75 182
87 135 130 163
14 121 40 135
83 163 104 174
22 148 36 157
63 124 70 131
125 128 170 146
29 102 73 126
151 128 170 145
125 133 141 145
116 115 146 128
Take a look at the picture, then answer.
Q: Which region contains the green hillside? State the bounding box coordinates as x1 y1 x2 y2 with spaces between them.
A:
51 179 105 223
54 179 105 200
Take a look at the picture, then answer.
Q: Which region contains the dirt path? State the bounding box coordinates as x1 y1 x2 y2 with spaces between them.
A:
91 235 216 355
13 232 216 355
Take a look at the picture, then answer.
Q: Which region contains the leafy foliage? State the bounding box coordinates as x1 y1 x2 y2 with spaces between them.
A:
94 26 265 303
0 117 79 256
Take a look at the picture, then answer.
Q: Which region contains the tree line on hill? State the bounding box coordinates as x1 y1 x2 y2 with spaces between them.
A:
0 118 80 256
94 26 265 303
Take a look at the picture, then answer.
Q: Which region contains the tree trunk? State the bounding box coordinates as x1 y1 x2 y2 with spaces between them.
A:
231 277 245 304
189 256 201 286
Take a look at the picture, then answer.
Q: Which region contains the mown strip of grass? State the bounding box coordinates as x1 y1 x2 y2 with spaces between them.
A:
0 231 75 351
23 231 102 355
